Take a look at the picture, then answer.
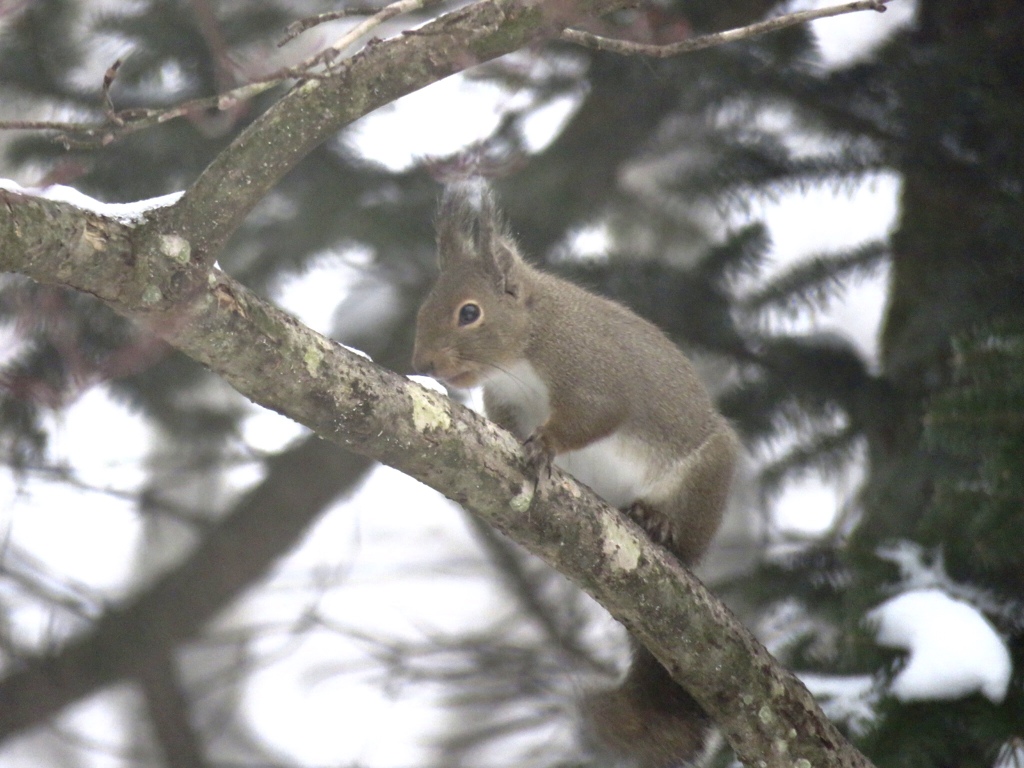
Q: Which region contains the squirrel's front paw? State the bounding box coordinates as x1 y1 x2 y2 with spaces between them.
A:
522 432 555 480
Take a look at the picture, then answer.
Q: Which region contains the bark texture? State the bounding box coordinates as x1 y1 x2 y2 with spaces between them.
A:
0 0 876 764
0 186 872 767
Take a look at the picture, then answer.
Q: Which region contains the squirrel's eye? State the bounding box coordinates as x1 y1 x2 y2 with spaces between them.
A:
457 303 482 326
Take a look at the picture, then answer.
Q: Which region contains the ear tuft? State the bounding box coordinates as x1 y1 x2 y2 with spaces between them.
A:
436 184 478 270
436 181 524 296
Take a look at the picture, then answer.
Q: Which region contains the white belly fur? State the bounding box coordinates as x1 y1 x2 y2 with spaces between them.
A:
483 360 654 508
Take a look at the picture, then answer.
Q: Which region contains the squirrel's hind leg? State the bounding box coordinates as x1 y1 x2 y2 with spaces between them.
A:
628 426 739 566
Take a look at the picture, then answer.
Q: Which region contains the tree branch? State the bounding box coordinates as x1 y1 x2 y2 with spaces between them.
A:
0 0 636 264
0 379 373 739
278 4 413 46
0 188 874 768
0 0 896 760
138 651 212 768
163 0 636 267
0 0 890 146
561 0 891 57
282 0 448 72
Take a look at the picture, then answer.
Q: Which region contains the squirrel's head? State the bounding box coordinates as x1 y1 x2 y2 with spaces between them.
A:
413 185 532 388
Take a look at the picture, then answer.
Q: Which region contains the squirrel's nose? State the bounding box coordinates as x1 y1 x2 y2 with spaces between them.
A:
411 350 434 376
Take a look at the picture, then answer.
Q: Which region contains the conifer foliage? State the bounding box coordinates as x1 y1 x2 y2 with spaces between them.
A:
0 0 1021 766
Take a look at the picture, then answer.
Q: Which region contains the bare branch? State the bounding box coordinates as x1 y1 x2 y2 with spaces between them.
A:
3 0 639 274
0 0 890 762
561 0 891 57
0 79 282 149
0 0 441 146
101 59 124 126
464 513 615 675
0 418 374 740
279 5 403 47
285 0 447 73
0 0 890 155
162 0 636 268
138 653 212 768
0 190 876 768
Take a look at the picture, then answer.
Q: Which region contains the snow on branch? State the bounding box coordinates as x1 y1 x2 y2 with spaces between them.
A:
0 179 183 224
868 589 1012 704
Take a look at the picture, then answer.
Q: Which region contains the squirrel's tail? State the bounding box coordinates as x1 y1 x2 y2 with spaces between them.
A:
582 639 712 767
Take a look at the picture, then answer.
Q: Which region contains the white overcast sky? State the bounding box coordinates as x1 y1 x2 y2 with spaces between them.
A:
0 4 945 767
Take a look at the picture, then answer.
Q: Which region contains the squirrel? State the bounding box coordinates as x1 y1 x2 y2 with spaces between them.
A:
412 183 739 768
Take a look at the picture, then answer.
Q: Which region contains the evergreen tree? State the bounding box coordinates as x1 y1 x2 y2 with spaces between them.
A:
0 0 1020 766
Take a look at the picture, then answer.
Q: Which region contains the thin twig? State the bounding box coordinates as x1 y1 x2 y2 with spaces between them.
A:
279 6 389 47
288 0 444 71
0 0 888 145
101 59 124 126
561 0 890 57
0 119 103 133
0 79 285 147
0 0 442 145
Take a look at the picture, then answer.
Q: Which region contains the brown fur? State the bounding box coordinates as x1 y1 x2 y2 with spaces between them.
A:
413 184 739 768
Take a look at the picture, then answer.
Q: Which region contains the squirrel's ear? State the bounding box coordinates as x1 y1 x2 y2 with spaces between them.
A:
489 238 524 298
435 183 523 294
477 188 524 297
